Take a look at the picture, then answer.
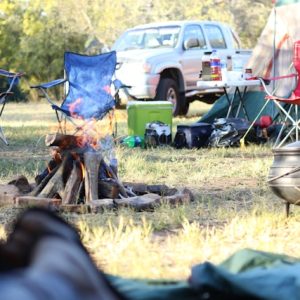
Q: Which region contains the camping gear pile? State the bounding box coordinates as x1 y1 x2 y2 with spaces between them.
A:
173 117 275 149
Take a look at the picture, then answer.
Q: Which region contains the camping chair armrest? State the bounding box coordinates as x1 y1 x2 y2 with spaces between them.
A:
113 79 137 100
31 78 67 89
0 69 24 78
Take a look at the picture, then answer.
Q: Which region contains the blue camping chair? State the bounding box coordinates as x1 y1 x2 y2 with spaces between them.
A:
31 51 121 133
0 69 24 145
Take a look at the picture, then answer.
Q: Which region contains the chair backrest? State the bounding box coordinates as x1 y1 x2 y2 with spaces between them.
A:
293 40 300 97
60 51 117 120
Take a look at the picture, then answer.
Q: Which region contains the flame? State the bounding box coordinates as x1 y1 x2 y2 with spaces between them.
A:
103 85 111 94
66 98 116 151
68 98 83 119
79 160 85 179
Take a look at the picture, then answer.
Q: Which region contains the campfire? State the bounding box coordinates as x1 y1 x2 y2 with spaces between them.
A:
0 131 193 213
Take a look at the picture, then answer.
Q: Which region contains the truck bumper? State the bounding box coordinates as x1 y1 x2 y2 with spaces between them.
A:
116 71 160 102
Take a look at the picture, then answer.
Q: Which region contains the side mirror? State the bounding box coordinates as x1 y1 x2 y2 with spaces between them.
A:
184 38 200 50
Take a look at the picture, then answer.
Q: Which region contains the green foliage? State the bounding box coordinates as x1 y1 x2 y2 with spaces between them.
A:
0 0 273 100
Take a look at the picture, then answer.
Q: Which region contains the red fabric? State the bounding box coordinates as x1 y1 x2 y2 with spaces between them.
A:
265 92 300 104
293 41 300 97
265 40 300 101
259 115 273 128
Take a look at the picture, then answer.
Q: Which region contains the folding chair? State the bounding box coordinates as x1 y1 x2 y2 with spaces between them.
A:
31 51 121 135
259 40 300 148
0 69 24 145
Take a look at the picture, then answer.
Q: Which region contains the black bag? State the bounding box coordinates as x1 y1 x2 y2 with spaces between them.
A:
174 123 213 149
208 118 255 147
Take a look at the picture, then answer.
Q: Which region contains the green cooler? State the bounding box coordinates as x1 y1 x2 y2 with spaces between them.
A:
127 101 173 138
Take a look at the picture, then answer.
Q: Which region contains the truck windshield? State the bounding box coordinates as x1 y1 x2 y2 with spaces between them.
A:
112 26 180 51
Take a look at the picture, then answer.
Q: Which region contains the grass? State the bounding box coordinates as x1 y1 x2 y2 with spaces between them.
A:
1 101 300 280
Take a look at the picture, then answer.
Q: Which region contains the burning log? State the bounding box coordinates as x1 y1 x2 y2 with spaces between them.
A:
102 161 128 198
84 152 102 202
45 133 85 149
98 180 120 199
38 154 72 199
62 160 82 204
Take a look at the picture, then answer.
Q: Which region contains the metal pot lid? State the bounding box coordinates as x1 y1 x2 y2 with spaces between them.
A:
273 141 300 153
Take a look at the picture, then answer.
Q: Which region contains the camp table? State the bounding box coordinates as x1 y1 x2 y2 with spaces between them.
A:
197 79 261 120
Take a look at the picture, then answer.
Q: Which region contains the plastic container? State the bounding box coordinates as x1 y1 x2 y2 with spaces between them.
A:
127 101 172 138
201 51 212 81
232 51 244 72
221 59 228 82
121 136 144 148
210 50 222 81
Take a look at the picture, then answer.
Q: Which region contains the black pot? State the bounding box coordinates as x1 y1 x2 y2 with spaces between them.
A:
268 142 300 205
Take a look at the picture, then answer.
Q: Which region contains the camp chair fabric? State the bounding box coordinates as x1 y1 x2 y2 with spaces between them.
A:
0 69 24 145
258 41 300 147
31 51 118 127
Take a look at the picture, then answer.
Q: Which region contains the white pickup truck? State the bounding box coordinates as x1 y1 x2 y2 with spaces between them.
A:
112 20 251 116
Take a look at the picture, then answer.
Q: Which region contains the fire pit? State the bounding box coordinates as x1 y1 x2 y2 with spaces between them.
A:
0 133 193 213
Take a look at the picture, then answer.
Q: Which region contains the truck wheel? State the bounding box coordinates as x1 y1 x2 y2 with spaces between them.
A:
155 78 182 116
180 99 190 115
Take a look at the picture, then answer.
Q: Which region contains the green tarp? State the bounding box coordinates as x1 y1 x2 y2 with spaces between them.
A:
108 249 300 300
200 91 280 124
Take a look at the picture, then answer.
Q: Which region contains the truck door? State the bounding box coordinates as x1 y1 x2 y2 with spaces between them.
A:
203 24 231 66
181 24 207 91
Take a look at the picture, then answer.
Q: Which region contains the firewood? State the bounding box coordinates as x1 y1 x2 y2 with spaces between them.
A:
62 160 82 204
114 193 161 211
29 165 59 196
7 175 32 194
123 182 177 196
38 155 72 199
84 152 102 203
102 161 128 197
90 199 114 213
0 184 19 205
60 204 90 214
35 158 60 185
45 133 84 149
15 196 62 208
45 133 95 151
98 179 119 199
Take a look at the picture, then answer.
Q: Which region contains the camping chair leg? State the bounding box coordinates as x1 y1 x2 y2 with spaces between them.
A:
0 127 8 145
0 102 6 118
296 105 299 141
55 110 64 134
286 202 290 217
0 102 8 145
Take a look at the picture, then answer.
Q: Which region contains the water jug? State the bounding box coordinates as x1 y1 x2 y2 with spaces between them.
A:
210 50 222 81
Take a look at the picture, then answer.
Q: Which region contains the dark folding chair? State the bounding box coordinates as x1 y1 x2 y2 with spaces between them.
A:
31 51 121 134
0 69 24 145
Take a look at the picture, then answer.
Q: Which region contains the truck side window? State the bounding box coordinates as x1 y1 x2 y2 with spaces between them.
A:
183 25 206 50
204 25 227 49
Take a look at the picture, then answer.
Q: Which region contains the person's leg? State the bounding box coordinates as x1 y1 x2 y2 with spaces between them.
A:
0 208 126 300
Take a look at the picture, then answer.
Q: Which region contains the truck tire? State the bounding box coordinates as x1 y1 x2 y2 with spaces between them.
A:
155 78 183 116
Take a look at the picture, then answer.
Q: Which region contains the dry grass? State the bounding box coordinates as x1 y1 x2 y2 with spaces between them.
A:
1 102 300 280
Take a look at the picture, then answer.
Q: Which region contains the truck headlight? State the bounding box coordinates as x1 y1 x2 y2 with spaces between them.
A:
142 62 152 73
